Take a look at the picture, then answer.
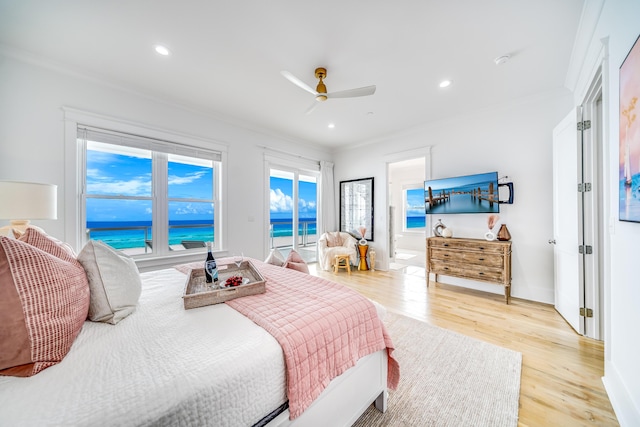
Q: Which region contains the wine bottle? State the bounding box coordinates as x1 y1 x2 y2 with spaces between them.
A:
205 242 218 283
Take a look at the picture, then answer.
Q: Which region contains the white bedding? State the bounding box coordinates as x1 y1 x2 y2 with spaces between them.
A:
0 268 287 426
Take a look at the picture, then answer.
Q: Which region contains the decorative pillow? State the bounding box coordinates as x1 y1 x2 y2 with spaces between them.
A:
283 249 309 274
19 226 77 259
77 240 142 325
325 231 343 248
0 236 89 377
265 248 286 267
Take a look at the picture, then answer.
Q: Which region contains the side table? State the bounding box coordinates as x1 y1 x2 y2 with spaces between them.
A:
357 244 369 271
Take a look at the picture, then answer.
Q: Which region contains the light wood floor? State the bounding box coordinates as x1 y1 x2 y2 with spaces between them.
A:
310 265 619 427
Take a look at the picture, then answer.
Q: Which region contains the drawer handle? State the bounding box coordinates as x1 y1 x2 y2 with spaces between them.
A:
479 247 485 250
478 272 484 275
444 267 449 270
444 254 449 257
478 258 485 261
443 243 449 247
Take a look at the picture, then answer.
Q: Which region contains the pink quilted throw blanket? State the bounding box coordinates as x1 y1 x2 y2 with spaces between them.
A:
175 259 399 419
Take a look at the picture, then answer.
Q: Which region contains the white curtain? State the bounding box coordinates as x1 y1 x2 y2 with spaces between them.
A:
319 161 336 234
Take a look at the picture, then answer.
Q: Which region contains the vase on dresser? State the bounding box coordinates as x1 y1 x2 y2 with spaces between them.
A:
497 224 511 241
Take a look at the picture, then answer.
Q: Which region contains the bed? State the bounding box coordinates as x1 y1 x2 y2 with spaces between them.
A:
0 255 398 426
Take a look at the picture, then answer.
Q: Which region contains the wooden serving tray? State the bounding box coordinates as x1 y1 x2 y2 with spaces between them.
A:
182 260 266 309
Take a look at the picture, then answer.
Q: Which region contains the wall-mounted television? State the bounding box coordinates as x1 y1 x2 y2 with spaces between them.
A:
424 171 500 214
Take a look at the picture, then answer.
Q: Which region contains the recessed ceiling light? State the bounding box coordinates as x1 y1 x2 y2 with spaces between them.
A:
328 123 335 129
154 45 170 56
439 80 452 88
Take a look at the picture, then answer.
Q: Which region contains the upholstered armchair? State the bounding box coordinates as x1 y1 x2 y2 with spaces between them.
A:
317 231 358 271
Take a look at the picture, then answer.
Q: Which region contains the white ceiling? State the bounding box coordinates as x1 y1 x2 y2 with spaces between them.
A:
0 0 584 149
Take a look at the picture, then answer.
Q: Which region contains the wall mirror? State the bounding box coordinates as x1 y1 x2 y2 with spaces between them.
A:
339 177 374 241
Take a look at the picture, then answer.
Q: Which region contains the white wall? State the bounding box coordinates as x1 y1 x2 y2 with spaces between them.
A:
0 55 331 262
570 0 640 424
334 91 573 303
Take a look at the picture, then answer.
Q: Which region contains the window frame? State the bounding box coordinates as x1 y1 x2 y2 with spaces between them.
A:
64 108 228 269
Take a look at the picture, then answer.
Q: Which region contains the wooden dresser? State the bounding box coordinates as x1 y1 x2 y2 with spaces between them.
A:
426 237 512 304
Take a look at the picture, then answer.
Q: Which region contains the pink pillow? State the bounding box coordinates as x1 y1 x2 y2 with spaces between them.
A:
0 233 89 377
283 249 309 274
19 227 77 259
325 231 343 248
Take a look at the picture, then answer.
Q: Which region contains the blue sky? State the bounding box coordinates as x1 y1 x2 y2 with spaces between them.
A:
86 142 214 222
86 142 318 223
270 176 317 220
424 172 498 192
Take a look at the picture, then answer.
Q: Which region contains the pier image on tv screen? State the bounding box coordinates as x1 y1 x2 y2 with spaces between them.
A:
424 171 500 214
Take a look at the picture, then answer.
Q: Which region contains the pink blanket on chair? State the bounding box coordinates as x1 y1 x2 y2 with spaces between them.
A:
175 259 399 419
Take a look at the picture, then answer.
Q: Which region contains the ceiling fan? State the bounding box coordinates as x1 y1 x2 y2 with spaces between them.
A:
280 67 376 114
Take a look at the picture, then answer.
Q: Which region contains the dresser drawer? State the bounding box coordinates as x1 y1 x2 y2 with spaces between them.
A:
430 248 504 268
430 260 504 283
428 238 505 254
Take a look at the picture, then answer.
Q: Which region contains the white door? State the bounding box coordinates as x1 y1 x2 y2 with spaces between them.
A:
552 109 584 334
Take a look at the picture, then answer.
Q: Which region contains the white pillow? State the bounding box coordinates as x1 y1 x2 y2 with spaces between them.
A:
264 248 285 266
77 240 142 325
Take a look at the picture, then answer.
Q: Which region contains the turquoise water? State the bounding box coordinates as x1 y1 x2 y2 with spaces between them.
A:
406 216 425 228
88 218 317 249
87 220 213 249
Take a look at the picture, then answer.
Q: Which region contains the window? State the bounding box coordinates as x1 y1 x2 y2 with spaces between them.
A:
79 126 221 256
404 187 426 231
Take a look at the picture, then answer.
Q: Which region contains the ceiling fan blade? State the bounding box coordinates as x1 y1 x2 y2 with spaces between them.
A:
327 85 376 99
305 101 320 115
281 70 317 95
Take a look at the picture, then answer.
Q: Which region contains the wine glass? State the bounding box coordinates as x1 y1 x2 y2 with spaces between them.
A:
233 252 244 268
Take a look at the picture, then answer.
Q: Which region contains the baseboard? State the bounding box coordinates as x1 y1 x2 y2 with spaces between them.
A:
603 361 640 426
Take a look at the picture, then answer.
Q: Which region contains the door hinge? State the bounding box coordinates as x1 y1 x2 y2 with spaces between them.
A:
577 183 592 192
578 245 593 254
577 120 591 131
580 307 594 318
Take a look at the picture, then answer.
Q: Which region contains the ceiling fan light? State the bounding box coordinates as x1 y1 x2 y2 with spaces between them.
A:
316 94 328 102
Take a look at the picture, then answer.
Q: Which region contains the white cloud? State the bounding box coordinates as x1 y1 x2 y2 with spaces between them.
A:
270 188 293 212
173 203 213 215
168 171 207 185
298 198 316 212
87 179 151 196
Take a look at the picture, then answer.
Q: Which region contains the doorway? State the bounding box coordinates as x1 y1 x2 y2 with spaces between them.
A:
387 157 426 277
268 167 318 263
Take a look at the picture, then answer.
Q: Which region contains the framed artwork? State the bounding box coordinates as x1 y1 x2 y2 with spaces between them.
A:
620 33 640 222
340 177 374 241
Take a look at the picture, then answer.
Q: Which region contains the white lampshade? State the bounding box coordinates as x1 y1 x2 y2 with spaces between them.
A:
0 181 58 222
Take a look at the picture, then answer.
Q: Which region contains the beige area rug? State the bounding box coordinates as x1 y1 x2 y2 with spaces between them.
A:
353 312 522 427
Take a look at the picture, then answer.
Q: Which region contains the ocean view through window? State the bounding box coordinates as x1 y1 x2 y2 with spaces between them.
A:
80 127 221 255
405 188 426 230
269 169 318 263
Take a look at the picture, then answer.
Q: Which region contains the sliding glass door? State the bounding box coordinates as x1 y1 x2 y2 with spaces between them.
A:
269 168 318 263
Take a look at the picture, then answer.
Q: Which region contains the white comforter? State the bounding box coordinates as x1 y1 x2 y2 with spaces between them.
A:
0 268 287 426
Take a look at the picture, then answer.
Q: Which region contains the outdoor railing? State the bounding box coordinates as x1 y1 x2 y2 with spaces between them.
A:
86 220 316 253
86 223 213 253
269 219 317 249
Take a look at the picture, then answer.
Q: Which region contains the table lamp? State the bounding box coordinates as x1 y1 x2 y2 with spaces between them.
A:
0 181 58 235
